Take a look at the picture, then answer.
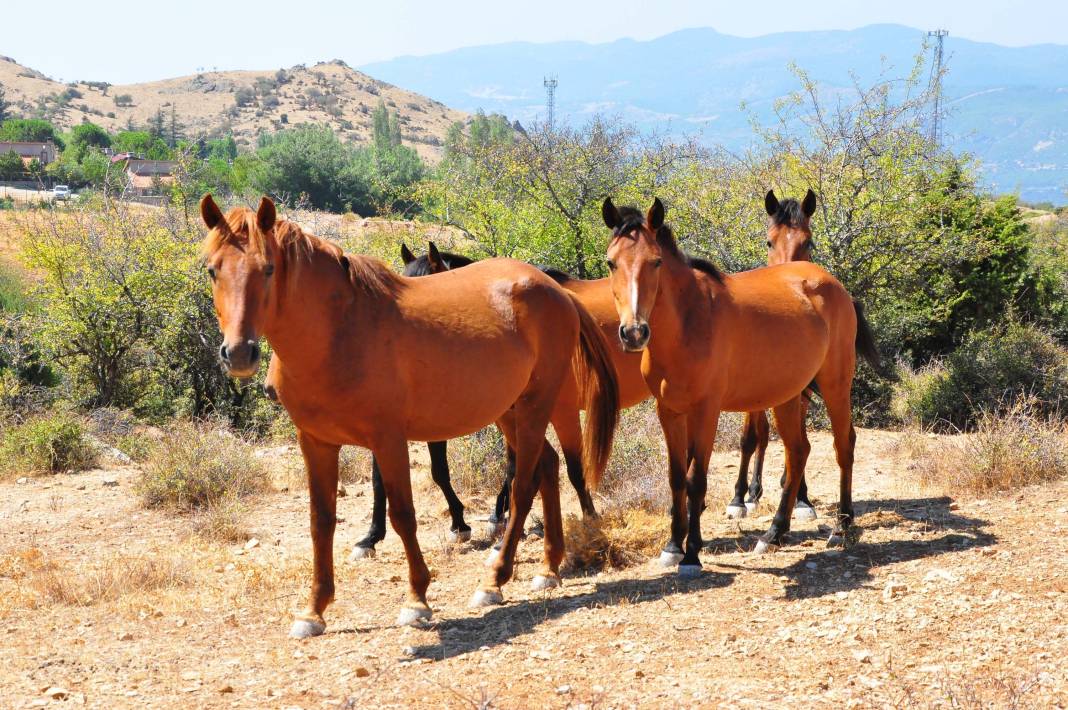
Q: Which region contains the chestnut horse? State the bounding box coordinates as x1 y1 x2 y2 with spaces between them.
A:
200 195 618 637
603 197 880 575
728 189 819 521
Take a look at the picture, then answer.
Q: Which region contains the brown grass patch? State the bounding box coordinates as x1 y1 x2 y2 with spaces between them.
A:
912 396 1068 496
564 509 668 570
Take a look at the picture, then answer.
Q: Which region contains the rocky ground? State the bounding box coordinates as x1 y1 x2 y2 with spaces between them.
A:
1 428 1066 708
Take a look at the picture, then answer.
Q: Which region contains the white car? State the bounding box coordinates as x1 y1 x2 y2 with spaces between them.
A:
52 185 72 200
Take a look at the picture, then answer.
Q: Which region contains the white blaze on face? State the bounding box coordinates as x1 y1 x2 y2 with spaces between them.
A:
629 275 640 324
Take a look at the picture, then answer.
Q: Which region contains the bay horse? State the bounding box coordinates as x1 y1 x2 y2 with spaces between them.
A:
200 195 618 637
602 197 880 575
727 189 819 521
351 242 650 565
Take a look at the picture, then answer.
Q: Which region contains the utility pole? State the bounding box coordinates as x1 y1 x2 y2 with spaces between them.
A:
928 29 948 147
543 75 558 129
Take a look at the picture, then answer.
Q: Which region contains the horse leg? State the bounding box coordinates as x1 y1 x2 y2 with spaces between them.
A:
790 397 817 520
755 397 809 554
819 385 857 547
427 440 471 542
655 402 689 567
349 455 387 561
531 442 564 591
290 430 340 639
679 403 718 578
554 410 597 518
728 413 756 519
374 436 433 626
471 400 556 607
487 446 515 539
747 410 769 512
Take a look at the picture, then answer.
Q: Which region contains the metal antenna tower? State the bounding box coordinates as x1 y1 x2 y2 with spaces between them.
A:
543 75 558 128
928 29 948 147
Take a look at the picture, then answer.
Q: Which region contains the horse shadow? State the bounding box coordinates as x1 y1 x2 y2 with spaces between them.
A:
714 495 996 600
405 567 737 661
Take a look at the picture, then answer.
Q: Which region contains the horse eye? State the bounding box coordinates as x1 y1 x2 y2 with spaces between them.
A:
264 263 275 277
606 259 616 271
804 240 814 250
653 258 663 268
766 240 773 248
206 267 217 281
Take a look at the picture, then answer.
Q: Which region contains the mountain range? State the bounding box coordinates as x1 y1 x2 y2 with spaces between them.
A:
362 24 1068 204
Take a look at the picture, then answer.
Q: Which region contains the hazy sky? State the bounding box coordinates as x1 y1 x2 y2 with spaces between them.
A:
4 0 1065 84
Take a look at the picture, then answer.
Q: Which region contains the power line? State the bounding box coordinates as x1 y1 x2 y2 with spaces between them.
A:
543 75 558 129
928 29 948 147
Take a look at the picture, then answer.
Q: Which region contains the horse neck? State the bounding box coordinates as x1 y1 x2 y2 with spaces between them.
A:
647 253 705 357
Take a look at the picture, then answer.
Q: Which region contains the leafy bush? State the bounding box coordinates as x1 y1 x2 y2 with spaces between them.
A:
913 396 1068 495
0 408 96 476
446 426 508 496
892 322 1068 431
138 421 267 510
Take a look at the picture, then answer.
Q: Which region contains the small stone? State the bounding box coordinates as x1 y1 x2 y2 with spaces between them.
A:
117 632 134 641
402 646 416 657
981 548 996 557
102 478 119 487
337 484 347 497
244 538 260 550
853 650 873 664
180 671 200 681
44 687 69 700
225 563 236 572
634 668 645 678
175 618 187 628
805 562 818 570
923 568 958 584
218 685 234 694
556 685 572 695
16 477 28 485
948 501 960 511
75 483 86 491
882 581 908 602
354 667 370 678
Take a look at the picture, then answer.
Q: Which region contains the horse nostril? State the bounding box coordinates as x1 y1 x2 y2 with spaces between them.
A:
638 323 650 341
618 324 628 343
219 344 229 362
249 341 261 364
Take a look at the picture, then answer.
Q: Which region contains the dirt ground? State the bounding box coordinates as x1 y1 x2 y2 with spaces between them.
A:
2 428 1066 709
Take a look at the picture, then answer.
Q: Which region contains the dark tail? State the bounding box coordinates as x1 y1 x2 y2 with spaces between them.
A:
567 292 619 491
853 300 887 375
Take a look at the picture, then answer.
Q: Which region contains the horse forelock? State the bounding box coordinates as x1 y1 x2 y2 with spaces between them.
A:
771 199 809 229
608 203 723 283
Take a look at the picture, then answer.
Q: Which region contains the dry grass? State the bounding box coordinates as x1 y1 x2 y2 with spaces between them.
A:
0 408 96 477
190 496 249 543
1 546 190 608
563 509 668 570
447 427 509 497
913 396 1068 496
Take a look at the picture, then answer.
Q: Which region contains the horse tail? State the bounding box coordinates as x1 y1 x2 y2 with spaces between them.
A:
853 300 888 376
567 292 619 491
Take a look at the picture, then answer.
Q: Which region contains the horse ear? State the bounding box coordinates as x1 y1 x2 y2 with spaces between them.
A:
765 190 779 217
256 196 276 232
400 243 416 265
647 197 664 230
200 194 224 230
427 242 445 272
802 189 817 217
602 197 620 229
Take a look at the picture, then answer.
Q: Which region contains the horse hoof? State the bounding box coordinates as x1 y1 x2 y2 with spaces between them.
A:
289 618 326 639
347 546 375 562
484 547 501 567
396 603 433 627
794 504 817 521
485 521 503 538
531 574 561 591
745 501 758 514
469 588 504 608
753 538 779 555
447 529 472 544
725 504 747 519
827 531 845 548
657 550 684 567
677 564 703 579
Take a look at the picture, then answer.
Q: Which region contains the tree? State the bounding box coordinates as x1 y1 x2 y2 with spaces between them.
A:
113 94 133 107
0 84 11 123
168 106 185 148
66 122 111 162
112 130 171 160
148 108 166 140
0 118 63 147
0 150 23 180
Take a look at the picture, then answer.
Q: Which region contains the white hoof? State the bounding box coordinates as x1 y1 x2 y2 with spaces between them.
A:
485 521 503 538
725 504 747 519
827 531 845 548
289 618 326 639
753 538 779 555
469 588 503 608
447 529 472 543
677 564 703 579
658 550 684 567
396 604 432 627
794 505 817 521
484 547 501 568
745 501 758 514
531 574 561 591
347 546 375 562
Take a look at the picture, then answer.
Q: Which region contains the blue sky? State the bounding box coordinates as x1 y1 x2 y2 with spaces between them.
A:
4 0 1065 84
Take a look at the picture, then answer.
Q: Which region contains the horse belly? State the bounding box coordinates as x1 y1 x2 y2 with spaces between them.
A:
720 320 828 412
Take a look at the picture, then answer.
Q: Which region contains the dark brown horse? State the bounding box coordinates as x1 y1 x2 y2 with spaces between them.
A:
201 195 618 637
602 197 880 575
728 189 819 521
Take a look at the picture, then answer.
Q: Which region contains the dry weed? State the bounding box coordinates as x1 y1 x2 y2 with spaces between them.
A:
564 509 668 570
191 495 249 543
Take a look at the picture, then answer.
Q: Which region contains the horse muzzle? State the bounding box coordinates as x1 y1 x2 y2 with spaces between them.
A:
618 321 650 352
219 339 262 377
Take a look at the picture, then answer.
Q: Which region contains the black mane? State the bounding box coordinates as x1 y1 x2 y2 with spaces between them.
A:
611 204 724 284
770 198 808 229
539 266 572 284
402 250 475 277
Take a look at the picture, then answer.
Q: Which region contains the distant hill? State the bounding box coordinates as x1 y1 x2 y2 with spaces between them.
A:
0 57 466 160
362 24 1068 204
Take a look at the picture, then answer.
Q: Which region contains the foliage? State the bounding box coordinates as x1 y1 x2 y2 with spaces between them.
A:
0 150 23 179
0 408 96 476
891 321 1068 431
66 122 111 162
112 130 171 160
137 421 267 510
0 118 63 147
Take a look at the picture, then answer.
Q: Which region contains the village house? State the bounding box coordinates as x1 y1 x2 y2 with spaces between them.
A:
122 158 177 195
0 141 58 167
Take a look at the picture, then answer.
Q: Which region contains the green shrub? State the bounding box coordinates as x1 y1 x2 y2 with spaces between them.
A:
138 421 267 510
892 321 1068 431
0 409 96 476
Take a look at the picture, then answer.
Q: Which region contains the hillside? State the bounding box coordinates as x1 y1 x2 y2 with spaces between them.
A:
0 57 467 160
362 24 1068 203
